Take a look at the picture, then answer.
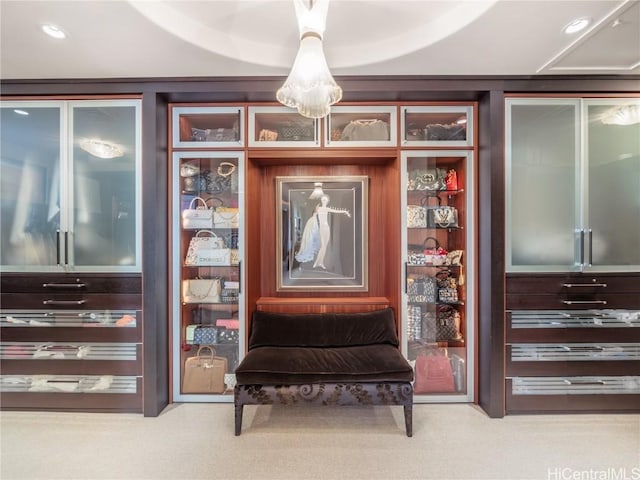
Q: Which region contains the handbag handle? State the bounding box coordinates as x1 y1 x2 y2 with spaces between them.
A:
423 236 440 250
206 197 225 209
196 345 216 358
189 196 209 210
194 230 219 238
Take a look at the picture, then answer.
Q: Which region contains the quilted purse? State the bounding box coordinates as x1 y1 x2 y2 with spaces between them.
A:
278 124 314 141
213 208 239 229
182 197 213 230
182 278 222 304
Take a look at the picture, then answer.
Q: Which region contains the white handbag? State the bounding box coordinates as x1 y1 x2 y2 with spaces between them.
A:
185 230 229 266
213 208 239 229
182 197 213 229
182 278 222 304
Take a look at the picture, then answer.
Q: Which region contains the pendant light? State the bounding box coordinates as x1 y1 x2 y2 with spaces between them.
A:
276 0 342 119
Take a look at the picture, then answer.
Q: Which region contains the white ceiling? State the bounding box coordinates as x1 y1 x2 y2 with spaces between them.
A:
1 0 639 81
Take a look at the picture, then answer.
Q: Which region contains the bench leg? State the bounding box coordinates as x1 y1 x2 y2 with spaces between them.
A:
235 404 244 436
404 404 413 437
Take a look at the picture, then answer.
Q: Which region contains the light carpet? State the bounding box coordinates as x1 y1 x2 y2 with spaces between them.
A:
1 403 639 480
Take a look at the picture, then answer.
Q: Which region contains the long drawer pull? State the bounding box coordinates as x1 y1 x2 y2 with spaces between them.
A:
561 300 607 305
42 300 87 306
562 283 607 288
564 379 606 386
42 283 87 289
560 345 604 352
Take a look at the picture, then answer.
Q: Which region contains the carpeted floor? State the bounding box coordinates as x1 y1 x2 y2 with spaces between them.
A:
1 403 638 480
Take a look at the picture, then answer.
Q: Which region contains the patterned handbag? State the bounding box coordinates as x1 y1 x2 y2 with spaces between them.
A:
185 230 228 266
430 205 459 229
436 306 462 341
437 268 459 304
407 275 437 303
193 326 219 345
421 311 437 342
182 278 222 304
407 204 427 228
407 305 422 341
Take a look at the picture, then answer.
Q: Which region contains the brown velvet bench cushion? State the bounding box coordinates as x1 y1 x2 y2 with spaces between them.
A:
234 308 414 436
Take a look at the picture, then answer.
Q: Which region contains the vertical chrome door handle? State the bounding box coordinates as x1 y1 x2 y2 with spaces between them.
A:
588 229 593 267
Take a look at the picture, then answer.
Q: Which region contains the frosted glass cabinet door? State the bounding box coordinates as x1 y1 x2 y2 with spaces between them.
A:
69 102 142 269
0 100 141 272
585 99 640 270
506 99 580 271
0 102 63 269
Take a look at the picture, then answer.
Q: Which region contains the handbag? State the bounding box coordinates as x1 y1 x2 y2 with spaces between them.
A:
408 168 446 191
407 305 422 341
182 278 222 304
445 169 458 191
413 350 456 393
445 249 464 266
437 269 459 304
278 124 314 141
213 208 239 229
429 205 459 229
182 346 227 394
407 204 427 228
182 197 213 230
423 237 448 265
193 325 219 345
407 275 437 303
185 230 229 266
436 306 462 341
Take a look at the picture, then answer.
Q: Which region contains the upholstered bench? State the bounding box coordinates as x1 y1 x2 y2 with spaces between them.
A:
234 308 414 436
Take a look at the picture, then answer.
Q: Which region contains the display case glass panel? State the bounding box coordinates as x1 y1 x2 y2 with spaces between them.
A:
171 151 244 402
325 105 397 147
401 150 474 402
248 106 319 147
172 107 244 148
401 106 473 147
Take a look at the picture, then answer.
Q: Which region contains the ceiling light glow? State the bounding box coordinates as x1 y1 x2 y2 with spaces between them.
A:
563 17 590 34
41 24 66 39
13 109 29 116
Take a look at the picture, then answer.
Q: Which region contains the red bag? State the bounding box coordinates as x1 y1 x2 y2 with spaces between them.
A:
413 352 455 393
445 169 458 191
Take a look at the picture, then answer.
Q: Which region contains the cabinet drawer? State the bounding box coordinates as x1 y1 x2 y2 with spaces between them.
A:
0 342 142 376
506 293 639 310
0 274 142 294
0 376 142 413
506 274 640 294
505 378 640 413
506 344 640 376
0 293 141 310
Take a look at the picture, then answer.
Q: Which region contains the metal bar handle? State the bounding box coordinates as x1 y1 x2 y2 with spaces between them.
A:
562 300 607 305
56 230 61 265
560 345 604 352
564 379 606 386
579 229 585 266
42 283 87 289
588 229 593 266
42 300 87 306
562 283 607 288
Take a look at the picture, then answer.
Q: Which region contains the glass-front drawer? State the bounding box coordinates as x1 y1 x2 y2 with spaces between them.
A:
510 343 640 361
248 106 319 147
510 376 640 395
509 310 640 329
0 342 139 360
1 310 138 328
172 106 244 148
0 374 139 393
401 106 473 147
326 106 397 147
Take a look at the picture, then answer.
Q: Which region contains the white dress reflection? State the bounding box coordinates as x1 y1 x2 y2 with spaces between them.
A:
295 194 351 270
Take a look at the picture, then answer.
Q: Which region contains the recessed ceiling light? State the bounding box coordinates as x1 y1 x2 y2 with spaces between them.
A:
563 17 590 34
41 24 66 39
13 109 29 116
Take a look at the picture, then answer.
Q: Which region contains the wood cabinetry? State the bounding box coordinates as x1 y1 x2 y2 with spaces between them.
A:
505 274 640 413
0 274 143 412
